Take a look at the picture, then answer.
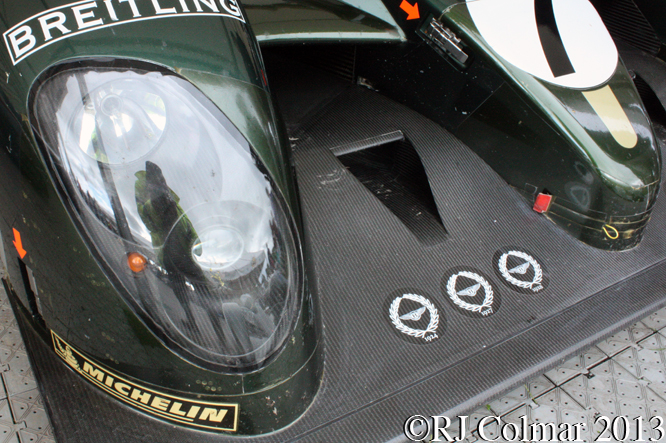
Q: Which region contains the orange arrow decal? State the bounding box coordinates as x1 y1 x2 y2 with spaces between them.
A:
12 228 26 259
400 0 420 20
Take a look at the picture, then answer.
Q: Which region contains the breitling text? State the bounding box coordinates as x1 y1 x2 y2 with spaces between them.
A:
3 0 244 64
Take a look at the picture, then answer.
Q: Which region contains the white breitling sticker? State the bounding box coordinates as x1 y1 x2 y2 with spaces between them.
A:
4 0 245 65
388 293 441 343
442 267 500 318
493 247 549 294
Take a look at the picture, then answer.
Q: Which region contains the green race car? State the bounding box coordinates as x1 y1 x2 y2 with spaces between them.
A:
0 0 665 440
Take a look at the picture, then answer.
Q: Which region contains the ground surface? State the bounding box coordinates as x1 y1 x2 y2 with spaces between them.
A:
445 310 666 442
0 283 54 443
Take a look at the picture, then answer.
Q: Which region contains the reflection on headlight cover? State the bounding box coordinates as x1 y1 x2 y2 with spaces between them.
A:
32 63 301 371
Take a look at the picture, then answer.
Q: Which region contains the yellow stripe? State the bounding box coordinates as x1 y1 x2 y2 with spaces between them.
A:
582 85 637 149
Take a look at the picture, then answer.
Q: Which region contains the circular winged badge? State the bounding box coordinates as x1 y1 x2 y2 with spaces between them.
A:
442 267 501 318
385 290 444 344
493 247 549 294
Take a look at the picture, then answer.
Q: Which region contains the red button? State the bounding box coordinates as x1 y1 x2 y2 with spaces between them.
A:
533 193 552 213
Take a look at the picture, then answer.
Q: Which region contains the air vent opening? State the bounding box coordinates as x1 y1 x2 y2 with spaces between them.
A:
18 259 43 322
633 74 666 127
267 45 357 84
337 137 448 246
590 0 661 56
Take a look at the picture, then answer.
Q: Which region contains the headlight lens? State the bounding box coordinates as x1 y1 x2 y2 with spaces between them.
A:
31 61 302 371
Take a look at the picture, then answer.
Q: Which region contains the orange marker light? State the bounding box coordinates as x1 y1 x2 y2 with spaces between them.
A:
127 252 147 273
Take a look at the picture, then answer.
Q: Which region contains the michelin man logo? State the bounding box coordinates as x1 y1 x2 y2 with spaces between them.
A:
389 293 440 342
446 271 495 317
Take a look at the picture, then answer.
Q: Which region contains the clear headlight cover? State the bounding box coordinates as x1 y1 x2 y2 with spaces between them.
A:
31 62 302 371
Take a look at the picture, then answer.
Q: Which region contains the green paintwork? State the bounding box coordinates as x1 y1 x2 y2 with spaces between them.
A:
358 0 661 249
443 2 661 249
244 0 404 44
0 0 321 435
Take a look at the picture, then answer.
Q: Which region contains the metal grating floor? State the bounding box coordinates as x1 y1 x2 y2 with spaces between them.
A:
0 280 54 443
445 313 666 442
1 267 665 442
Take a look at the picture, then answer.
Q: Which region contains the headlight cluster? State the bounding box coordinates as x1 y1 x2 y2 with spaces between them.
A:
31 61 302 371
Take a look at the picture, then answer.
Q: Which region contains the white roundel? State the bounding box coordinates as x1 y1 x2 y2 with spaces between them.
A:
446 271 494 315
498 250 544 292
389 294 440 340
466 0 618 89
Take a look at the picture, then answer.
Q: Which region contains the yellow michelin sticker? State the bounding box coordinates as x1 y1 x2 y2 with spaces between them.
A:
51 331 239 432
